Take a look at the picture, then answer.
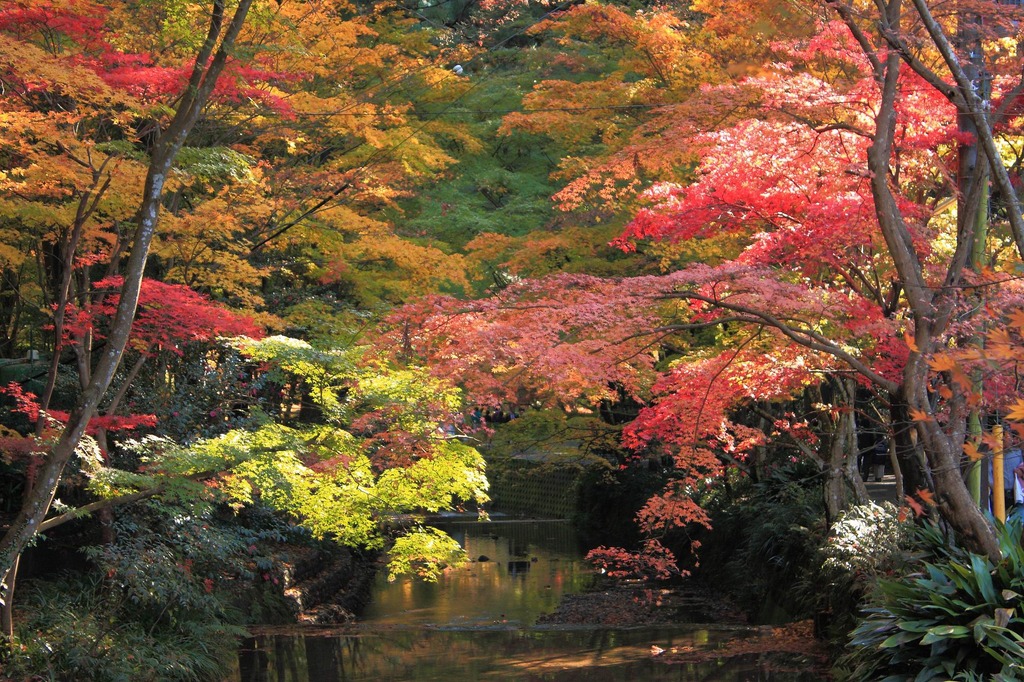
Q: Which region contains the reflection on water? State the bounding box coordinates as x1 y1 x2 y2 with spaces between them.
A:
233 626 819 681
230 520 821 681
361 519 592 627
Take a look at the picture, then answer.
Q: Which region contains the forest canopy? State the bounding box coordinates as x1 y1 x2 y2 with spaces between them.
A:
6 0 1024 678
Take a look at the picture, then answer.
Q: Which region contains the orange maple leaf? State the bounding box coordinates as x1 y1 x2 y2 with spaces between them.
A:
987 327 1013 347
928 353 957 372
988 343 1020 362
909 408 931 422
964 441 982 462
904 495 924 517
904 330 919 353
982 432 1003 452
950 367 973 393
917 488 936 507
1009 309 1024 332
1007 399 1024 422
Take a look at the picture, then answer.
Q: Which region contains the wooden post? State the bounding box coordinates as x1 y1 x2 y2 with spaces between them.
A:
994 424 1006 522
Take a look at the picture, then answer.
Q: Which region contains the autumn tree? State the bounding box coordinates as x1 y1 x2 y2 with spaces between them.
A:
383 0 1024 571
801 0 1024 558
234 0 483 325
0 0 534 640
0 0 258 633
616 0 1024 560
62 335 489 584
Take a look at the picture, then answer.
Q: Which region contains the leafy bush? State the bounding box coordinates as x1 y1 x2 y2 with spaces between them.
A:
0 502 303 681
818 502 917 640
386 526 467 582
823 502 916 577
838 520 1024 681
2 573 243 682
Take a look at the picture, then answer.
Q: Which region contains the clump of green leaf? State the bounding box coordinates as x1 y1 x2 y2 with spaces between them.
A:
816 501 917 645
837 520 1024 681
3 573 236 682
173 146 258 184
694 460 827 623
199 337 486 578
822 501 916 581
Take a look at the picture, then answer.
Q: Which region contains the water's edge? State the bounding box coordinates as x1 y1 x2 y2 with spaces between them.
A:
230 520 825 681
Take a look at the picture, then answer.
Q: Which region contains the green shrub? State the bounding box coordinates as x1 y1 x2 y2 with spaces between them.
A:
0 502 302 681
837 520 1024 681
818 502 917 641
1 573 243 682
823 502 916 577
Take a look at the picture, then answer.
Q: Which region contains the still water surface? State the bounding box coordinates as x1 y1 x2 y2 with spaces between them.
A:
230 519 820 681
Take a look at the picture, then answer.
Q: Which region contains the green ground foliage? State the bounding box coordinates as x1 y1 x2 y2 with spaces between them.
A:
837 520 1024 681
1 503 299 681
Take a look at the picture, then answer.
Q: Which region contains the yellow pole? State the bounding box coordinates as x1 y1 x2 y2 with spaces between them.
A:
994 425 1006 522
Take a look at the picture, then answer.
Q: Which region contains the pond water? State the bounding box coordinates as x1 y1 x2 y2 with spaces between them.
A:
230 519 823 681
361 518 592 628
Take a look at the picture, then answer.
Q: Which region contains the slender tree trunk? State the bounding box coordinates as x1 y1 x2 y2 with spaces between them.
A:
822 378 869 522
839 381 870 505
95 351 151 455
823 409 850 523
0 267 23 357
37 164 112 435
888 434 904 503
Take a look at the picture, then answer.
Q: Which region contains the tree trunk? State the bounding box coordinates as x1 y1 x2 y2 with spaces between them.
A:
822 409 850 523
889 391 929 498
858 9 999 558
37 177 109 433
823 378 869 523
95 351 150 455
0 267 23 358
